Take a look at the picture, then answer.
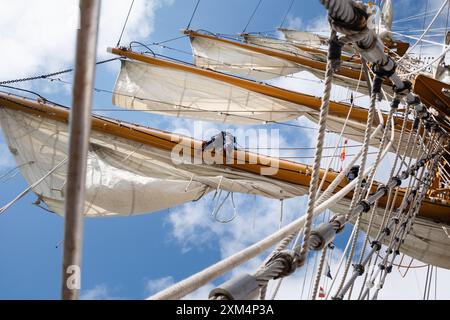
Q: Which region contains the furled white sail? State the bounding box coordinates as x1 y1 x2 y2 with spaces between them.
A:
278 28 325 46
111 56 419 157
243 34 325 61
112 60 309 125
0 107 308 217
244 34 361 67
190 34 302 80
241 34 372 94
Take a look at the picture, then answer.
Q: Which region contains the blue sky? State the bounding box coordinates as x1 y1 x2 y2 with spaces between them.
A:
0 0 449 300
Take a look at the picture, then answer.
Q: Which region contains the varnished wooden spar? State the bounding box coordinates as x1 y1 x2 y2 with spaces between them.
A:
185 30 365 83
108 47 411 133
184 31 399 89
414 74 450 131
245 30 363 64
413 75 450 176
276 28 410 58
0 92 449 224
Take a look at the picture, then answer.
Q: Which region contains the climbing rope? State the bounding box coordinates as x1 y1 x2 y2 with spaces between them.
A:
333 75 378 298
346 96 399 299
338 137 443 299
311 246 328 299
295 30 338 268
359 133 444 300
148 0 450 301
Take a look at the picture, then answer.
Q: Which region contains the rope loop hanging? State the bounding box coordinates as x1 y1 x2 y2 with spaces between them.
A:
210 190 239 224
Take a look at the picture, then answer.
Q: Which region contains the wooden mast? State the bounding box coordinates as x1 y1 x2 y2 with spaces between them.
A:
61 0 101 300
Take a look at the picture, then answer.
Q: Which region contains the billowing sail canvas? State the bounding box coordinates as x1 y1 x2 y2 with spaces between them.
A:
189 32 375 95
0 95 449 268
0 103 309 217
190 32 302 80
278 28 326 46
110 49 419 158
113 59 308 124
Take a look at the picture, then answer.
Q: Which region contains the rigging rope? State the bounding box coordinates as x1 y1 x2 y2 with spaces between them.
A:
361 132 443 300
280 0 295 28
117 0 136 47
397 0 449 63
0 158 68 216
295 29 338 268
446 1 450 36
0 162 34 182
332 76 379 299
211 190 239 224
420 0 431 58
242 0 263 34
357 102 410 298
443 226 450 240
186 0 201 30
0 58 119 86
393 9 439 25
363 136 427 298
38 76 375 139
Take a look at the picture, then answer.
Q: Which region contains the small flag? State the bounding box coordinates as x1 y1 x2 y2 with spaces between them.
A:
325 262 333 280
318 287 326 299
339 139 348 162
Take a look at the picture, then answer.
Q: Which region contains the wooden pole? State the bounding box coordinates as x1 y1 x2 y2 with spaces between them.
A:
61 0 101 300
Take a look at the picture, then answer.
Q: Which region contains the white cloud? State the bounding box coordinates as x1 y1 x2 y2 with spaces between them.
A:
0 0 173 84
168 193 308 257
80 284 121 300
285 13 329 34
145 276 175 295
286 16 303 30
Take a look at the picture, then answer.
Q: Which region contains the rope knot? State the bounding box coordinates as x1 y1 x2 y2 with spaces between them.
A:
393 80 412 95
267 250 296 279
371 240 382 251
372 59 397 79
328 34 343 72
352 264 365 276
327 3 368 33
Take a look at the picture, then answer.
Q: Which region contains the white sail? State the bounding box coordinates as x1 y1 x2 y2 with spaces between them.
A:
241 34 373 95
278 28 325 46
243 34 325 60
190 34 302 80
0 107 308 217
0 104 447 267
112 60 309 125
110 55 419 158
